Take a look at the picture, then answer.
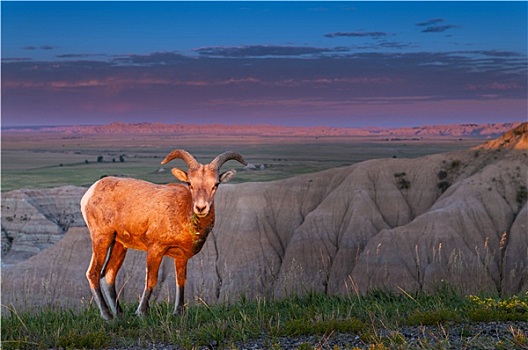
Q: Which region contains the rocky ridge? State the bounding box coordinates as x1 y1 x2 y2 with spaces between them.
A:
4 121 521 138
1 123 527 310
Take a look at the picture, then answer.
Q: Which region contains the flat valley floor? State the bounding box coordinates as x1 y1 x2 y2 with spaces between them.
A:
1 130 485 191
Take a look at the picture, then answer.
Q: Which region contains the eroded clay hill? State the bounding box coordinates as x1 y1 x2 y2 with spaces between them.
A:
2 124 527 310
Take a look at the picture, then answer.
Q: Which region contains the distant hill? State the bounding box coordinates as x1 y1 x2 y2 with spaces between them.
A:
4 121 522 139
1 123 526 310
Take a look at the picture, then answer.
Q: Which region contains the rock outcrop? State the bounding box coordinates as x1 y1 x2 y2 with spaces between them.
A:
2 124 527 310
475 122 528 150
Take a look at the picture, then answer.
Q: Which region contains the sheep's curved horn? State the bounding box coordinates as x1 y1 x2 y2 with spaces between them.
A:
161 149 200 169
210 151 247 170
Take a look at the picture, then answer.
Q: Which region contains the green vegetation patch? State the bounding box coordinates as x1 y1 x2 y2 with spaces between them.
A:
467 295 528 322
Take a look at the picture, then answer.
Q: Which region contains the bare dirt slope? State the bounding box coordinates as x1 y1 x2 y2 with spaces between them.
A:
2 124 527 310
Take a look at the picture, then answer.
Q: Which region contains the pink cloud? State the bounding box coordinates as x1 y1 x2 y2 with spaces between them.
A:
465 82 524 91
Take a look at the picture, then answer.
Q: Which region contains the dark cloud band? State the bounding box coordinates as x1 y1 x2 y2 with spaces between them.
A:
421 25 458 33
324 31 388 38
416 18 445 27
22 45 58 50
194 45 348 57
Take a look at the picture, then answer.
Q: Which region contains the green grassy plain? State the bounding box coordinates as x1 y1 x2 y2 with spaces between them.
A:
1 131 483 192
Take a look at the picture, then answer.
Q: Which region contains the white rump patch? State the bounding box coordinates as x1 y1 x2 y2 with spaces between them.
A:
80 179 101 225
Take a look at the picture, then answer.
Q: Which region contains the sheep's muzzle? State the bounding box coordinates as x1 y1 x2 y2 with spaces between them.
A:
193 205 209 217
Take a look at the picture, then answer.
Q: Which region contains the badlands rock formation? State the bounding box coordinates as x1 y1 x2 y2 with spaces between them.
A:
1 186 87 266
2 123 527 310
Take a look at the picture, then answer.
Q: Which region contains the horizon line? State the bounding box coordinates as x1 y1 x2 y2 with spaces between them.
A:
2 120 523 132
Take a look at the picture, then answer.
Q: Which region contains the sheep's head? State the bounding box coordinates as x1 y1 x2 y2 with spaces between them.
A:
161 150 247 217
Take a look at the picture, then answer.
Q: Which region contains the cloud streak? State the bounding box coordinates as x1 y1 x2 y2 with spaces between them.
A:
416 18 459 33
56 53 108 59
194 45 348 57
416 18 445 27
421 25 458 33
23 45 58 50
324 31 389 38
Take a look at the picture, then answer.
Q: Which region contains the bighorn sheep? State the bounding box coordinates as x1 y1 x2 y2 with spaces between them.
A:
80 150 247 320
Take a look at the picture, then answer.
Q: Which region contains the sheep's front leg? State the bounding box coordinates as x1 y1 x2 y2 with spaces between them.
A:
136 250 164 317
173 257 188 315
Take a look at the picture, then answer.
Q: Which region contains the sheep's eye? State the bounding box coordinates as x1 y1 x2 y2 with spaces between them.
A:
187 182 193 189
213 183 219 190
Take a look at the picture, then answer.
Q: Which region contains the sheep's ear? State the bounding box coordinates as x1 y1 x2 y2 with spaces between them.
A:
219 169 236 183
171 167 189 183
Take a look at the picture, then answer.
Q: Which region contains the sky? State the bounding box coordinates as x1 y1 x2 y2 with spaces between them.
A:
2 1 527 128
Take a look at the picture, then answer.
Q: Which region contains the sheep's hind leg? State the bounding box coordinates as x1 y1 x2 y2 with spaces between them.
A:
136 249 164 317
101 241 127 317
86 236 115 321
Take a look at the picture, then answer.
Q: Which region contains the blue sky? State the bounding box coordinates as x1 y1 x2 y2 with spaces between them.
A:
2 1 527 127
